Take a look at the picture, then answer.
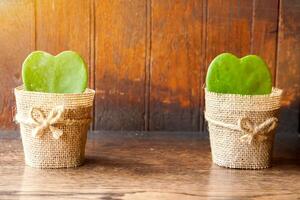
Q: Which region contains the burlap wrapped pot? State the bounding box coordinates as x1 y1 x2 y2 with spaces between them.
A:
205 88 282 169
14 86 95 168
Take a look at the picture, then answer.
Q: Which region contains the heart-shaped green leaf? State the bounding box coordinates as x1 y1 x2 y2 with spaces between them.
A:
22 51 88 93
206 53 272 95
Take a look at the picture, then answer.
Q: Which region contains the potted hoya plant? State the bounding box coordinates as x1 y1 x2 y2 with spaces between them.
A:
15 51 95 168
205 53 282 169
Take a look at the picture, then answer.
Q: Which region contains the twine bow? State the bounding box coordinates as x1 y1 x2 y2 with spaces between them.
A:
238 117 278 144
204 113 278 145
29 106 65 139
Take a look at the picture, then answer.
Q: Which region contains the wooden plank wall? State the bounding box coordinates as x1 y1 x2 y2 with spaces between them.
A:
0 0 299 133
0 0 34 130
276 0 300 133
94 0 146 130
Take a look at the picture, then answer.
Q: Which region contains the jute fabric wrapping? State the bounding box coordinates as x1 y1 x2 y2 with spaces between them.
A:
14 86 95 168
205 88 282 169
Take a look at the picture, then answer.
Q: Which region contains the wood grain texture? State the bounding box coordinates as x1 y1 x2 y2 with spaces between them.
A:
276 0 300 133
251 0 279 82
0 131 299 199
35 0 91 81
150 0 204 131
0 0 35 130
204 0 277 77
94 0 146 130
206 0 253 62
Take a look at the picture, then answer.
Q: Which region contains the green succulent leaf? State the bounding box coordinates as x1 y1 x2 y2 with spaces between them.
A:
206 53 272 95
22 51 88 93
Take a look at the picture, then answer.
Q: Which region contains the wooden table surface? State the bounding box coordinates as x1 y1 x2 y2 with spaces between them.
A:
0 131 299 200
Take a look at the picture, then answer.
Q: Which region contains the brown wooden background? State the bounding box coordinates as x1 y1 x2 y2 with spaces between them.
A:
0 0 299 133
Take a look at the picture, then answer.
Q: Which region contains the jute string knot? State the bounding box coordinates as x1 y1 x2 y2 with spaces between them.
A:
238 117 278 144
15 106 65 139
205 113 278 144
